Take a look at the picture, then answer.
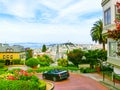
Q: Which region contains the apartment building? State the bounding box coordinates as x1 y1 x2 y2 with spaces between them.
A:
101 0 120 74
0 43 26 65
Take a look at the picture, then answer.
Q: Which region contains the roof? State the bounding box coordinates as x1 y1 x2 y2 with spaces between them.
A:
0 44 25 52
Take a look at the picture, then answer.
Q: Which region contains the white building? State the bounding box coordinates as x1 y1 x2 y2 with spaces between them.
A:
101 0 120 74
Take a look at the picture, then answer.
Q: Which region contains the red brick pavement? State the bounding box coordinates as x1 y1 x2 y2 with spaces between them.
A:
37 73 109 90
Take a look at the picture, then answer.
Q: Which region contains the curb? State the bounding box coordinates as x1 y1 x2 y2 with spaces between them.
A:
46 82 54 90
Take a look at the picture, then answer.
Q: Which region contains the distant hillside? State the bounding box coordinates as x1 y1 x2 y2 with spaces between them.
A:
9 42 44 49
8 42 77 49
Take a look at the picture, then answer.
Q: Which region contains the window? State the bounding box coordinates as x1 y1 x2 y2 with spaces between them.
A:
6 48 10 52
6 55 9 59
10 55 13 59
10 48 13 52
109 42 117 57
109 41 120 58
6 48 13 52
104 8 111 25
3 55 6 59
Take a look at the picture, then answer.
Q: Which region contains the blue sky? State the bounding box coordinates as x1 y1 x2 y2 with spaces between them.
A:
0 0 102 44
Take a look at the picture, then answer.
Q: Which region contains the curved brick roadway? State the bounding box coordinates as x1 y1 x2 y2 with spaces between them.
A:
37 73 109 90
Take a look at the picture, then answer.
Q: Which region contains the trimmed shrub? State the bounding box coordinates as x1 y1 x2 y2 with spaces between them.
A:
0 80 39 90
26 58 39 67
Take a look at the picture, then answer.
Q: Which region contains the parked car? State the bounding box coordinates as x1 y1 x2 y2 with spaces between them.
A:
42 69 69 81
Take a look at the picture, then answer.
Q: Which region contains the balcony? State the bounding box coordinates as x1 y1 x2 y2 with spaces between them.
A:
101 0 110 6
107 57 120 67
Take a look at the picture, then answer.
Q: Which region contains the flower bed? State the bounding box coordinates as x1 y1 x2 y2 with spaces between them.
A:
0 69 46 90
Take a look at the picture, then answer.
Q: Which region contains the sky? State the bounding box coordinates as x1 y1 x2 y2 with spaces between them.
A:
0 0 102 44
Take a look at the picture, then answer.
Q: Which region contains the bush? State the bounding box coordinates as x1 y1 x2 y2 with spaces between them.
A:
0 60 5 63
0 69 46 90
114 74 120 81
0 80 39 90
39 80 46 90
0 68 8 75
0 63 5 68
26 58 39 67
20 60 25 65
27 68 34 73
57 58 68 67
0 60 5 68
39 61 50 67
7 68 21 74
34 66 79 73
12 59 21 65
80 67 96 73
101 65 113 72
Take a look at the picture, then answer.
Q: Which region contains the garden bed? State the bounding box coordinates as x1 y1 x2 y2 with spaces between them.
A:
0 69 46 90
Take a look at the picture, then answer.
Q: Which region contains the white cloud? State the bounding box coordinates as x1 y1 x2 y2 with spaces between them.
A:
37 0 74 10
0 0 37 18
0 19 93 43
0 0 102 43
51 0 102 23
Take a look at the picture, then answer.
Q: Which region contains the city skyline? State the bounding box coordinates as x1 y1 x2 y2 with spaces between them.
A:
0 0 102 44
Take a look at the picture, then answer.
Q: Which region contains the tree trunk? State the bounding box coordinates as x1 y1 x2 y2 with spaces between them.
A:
102 42 105 50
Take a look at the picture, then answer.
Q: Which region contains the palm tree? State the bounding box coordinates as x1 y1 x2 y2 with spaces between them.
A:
90 19 107 50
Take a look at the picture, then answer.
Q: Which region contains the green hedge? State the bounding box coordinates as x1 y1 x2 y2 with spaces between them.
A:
0 80 39 90
0 63 5 68
39 80 46 90
27 66 79 73
0 60 5 63
12 59 21 65
80 67 96 73
0 80 46 90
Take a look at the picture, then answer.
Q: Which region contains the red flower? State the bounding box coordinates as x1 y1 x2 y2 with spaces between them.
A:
116 2 120 8
23 71 28 76
7 75 15 80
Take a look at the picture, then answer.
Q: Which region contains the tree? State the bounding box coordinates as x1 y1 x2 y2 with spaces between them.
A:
67 49 84 67
37 54 53 67
42 44 47 52
97 49 107 70
97 49 107 62
85 50 98 69
90 19 107 50
25 48 33 60
85 49 107 69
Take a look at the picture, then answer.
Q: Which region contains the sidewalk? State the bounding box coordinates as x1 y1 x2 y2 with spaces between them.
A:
8 65 30 70
81 73 120 90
